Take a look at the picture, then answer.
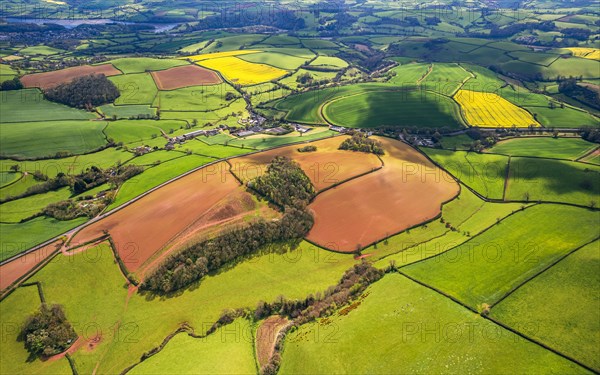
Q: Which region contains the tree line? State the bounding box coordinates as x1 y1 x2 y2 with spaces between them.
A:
142 157 316 293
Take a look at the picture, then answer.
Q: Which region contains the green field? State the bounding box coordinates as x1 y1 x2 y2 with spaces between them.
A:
277 69 337 90
153 84 237 112
201 35 265 53
104 119 186 144
372 186 525 267
225 129 338 150
19 45 64 56
0 187 71 223
129 319 256 374
0 216 87 261
109 73 158 105
0 174 41 201
506 157 600 206
1 147 133 179
308 56 348 69
274 83 429 124
279 273 584 374
26 243 130 374
81 241 356 374
524 106 600 128
181 139 251 158
439 134 474 150
0 89 96 123
322 90 463 129
488 137 597 159
98 104 157 119
0 171 20 188
421 63 472 96
239 51 307 70
387 63 430 86
0 286 73 374
108 58 189 74
404 204 600 309
424 149 508 199
0 120 108 158
124 150 184 166
492 240 600 371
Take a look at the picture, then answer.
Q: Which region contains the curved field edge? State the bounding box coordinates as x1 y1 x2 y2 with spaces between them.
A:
321 89 465 129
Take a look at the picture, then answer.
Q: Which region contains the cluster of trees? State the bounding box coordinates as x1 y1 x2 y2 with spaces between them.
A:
142 157 316 293
251 156 316 208
339 133 385 155
581 128 600 143
0 77 23 91
68 164 143 195
45 74 120 109
42 196 109 221
558 78 599 110
297 145 317 153
189 7 306 32
20 304 77 358
2 164 142 204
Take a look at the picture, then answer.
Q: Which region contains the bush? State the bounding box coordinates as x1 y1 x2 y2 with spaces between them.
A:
297 145 317 153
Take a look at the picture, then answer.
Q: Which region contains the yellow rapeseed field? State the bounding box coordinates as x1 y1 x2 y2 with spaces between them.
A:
184 50 262 62
197 56 287 85
564 47 600 61
454 90 540 128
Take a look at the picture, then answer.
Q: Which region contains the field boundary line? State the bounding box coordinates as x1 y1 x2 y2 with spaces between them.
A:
415 145 600 210
575 145 600 162
489 236 600 309
396 204 536 269
502 156 511 201
0 171 24 190
0 246 62 301
483 315 600 374
396 270 479 313
396 271 598 374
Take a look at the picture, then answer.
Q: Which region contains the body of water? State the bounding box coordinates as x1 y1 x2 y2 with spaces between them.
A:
5 17 181 33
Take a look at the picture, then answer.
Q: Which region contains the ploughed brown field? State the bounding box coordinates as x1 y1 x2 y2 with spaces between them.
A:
306 137 460 252
69 162 276 274
151 65 222 89
0 241 60 291
21 64 122 90
230 136 382 191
